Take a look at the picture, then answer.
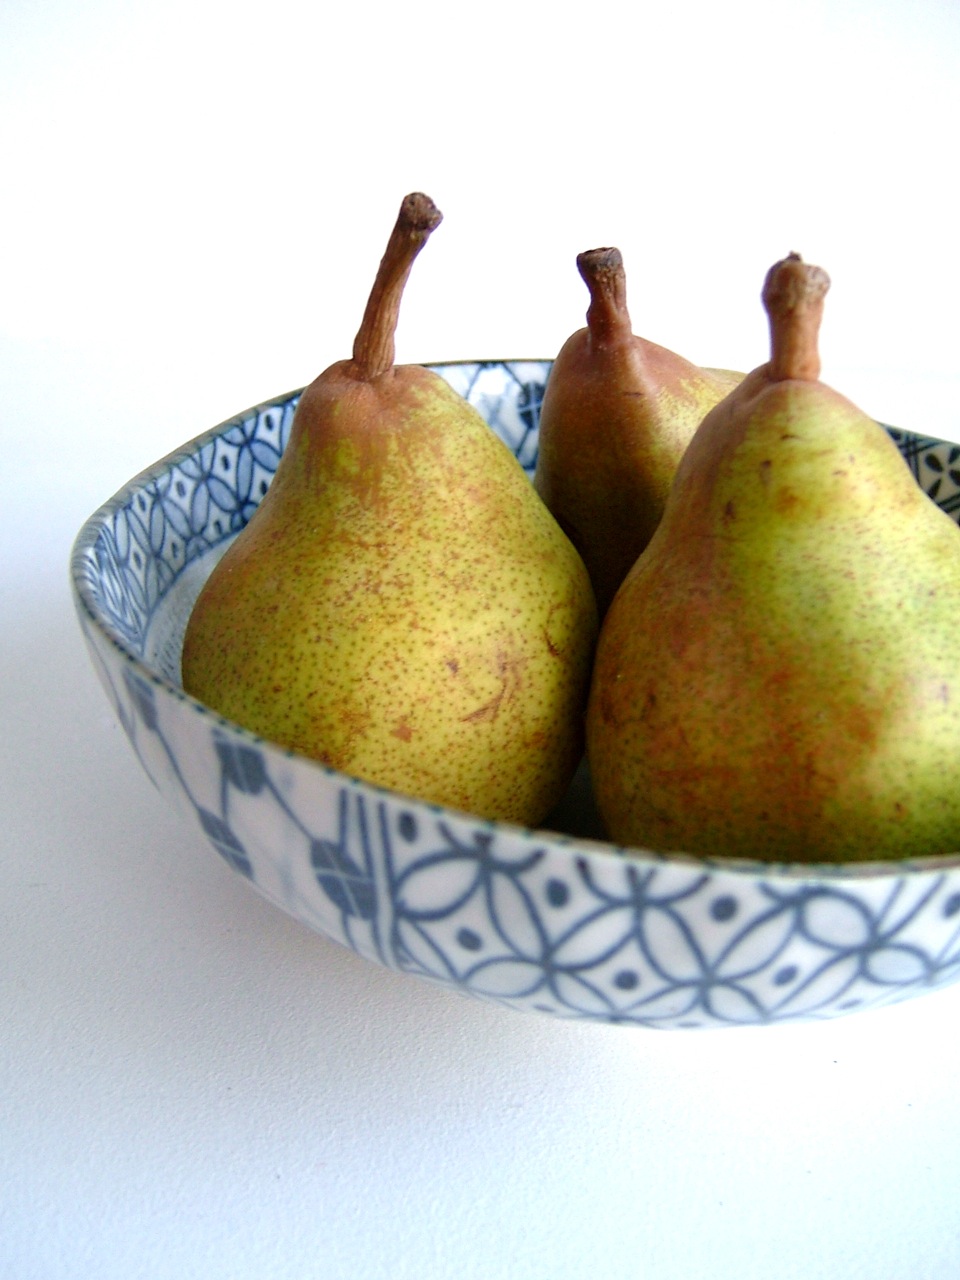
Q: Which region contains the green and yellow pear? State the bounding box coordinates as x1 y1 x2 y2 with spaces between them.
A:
182 193 598 826
587 253 960 863
534 246 742 617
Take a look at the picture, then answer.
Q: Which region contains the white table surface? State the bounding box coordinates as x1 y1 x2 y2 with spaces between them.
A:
4 3 960 1277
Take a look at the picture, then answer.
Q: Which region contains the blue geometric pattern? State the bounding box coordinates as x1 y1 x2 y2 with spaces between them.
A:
70 360 960 1028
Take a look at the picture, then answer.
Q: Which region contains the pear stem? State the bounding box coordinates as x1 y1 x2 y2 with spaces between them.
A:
578 247 633 345
351 192 443 381
762 253 831 382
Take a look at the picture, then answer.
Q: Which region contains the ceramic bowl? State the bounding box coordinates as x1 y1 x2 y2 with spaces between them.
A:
71 360 960 1029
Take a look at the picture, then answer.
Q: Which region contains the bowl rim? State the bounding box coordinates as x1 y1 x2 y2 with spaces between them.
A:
70 368 960 884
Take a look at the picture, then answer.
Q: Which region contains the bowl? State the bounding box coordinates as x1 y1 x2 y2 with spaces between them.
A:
71 360 960 1029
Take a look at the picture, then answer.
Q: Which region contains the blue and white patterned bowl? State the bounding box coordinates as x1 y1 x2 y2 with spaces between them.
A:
71 360 960 1029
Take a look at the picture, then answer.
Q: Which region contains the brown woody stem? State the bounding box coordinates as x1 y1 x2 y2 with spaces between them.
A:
762 253 831 382
578 247 632 344
351 192 443 380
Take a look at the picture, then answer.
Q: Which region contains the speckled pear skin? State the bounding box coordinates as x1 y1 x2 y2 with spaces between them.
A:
534 247 741 618
182 196 597 826
587 256 960 864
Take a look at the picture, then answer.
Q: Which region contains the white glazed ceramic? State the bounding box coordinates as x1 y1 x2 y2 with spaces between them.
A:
71 360 960 1028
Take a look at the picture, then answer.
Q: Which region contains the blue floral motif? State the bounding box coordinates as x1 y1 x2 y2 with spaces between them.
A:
70 362 960 1028
198 808 253 880
123 668 159 731
215 737 267 795
310 791 377 923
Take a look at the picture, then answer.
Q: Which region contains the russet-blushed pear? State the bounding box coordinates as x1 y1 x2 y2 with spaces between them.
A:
182 194 597 825
588 253 960 863
534 247 741 618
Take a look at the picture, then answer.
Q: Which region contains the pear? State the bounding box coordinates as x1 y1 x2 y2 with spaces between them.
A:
534 247 742 617
587 253 960 863
182 193 597 826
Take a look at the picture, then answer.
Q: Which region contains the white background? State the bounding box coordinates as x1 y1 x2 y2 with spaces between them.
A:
3 2 960 1277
